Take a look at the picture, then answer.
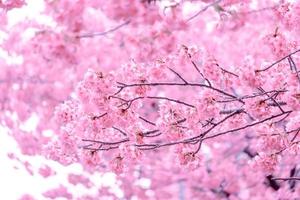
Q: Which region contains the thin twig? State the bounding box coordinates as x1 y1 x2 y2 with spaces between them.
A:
112 126 128 136
255 48 300 72
82 138 129 145
202 111 292 141
291 128 300 142
91 113 107 120
118 96 195 109
139 116 156 126
168 67 188 84
271 177 300 181
117 82 243 103
77 20 131 38
186 0 222 22
258 87 285 113
288 56 300 86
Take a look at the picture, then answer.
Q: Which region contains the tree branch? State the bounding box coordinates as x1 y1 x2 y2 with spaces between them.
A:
77 20 131 38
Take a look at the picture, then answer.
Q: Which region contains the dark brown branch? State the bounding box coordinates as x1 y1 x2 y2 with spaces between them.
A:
271 177 300 181
216 89 287 103
194 140 202 154
117 82 243 103
172 118 186 125
191 60 212 86
143 132 162 137
274 110 291 124
288 56 300 86
291 128 300 142
219 66 239 77
146 96 194 108
191 109 244 141
139 116 156 126
143 129 160 136
239 5 279 15
112 126 128 136
168 67 188 84
83 146 119 151
82 111 292 152
77 20 131 38
258 87 285 113
202 118 215 127
117 96 195 109
136 110 243 150
202 110 292 141
91 112 107 120
135 140 189 150
219 109 244 115
255 48 300 72
82 138 129 145
268 102 287 106
186 0 222 22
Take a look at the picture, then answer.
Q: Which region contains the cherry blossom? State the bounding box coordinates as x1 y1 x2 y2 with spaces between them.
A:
1 0 300 199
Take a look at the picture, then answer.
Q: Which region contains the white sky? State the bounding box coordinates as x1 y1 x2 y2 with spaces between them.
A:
0 124 124 199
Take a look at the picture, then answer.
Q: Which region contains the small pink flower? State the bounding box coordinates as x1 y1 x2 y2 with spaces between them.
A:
43 185 72 199
110 155 124 174
251 153 279 174
19 194 35 200
245 98 270 119
38 165 56 178
68 173 92 188
179 152 196 165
